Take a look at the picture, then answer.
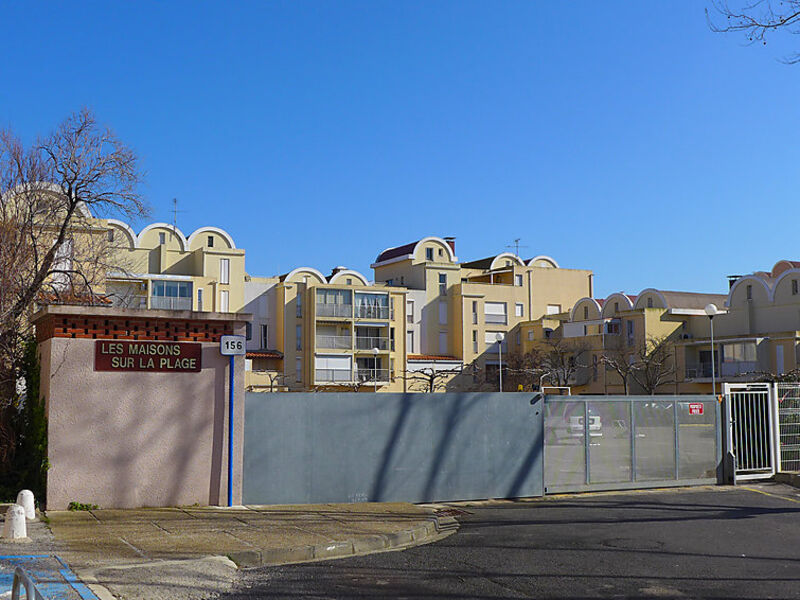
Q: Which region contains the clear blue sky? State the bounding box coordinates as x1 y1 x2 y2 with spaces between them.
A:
2 2 798 298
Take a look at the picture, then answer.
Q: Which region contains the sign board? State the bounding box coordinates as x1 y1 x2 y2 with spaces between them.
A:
688 402 704 415
220 335 246 356
95 341 201 372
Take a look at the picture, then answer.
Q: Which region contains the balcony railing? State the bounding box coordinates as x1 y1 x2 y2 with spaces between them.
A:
484 314 507 325
355 336 390 351
355 305 390 319
685 360 758 379
150 297 192 311
316 303 353 318
355 368 390 383
316 335 352 349
315 368 353 383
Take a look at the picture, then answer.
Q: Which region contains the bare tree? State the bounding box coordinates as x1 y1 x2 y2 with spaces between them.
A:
505 349 544 391
0 109 146 469
403 365 464 393
707 1 800 63
600 338 637 395
539 337 589 388
628 335 677 395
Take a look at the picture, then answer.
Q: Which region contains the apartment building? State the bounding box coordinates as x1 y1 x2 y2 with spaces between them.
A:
103 220 245 313
371 236 593 389
243 266 407 392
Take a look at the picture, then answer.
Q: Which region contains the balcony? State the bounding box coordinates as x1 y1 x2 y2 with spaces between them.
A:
355 336 390 351
316 335 352 350
484 313 507 325
316 303 353 318
685 361 758 379
355 368 390 383
355 305 390 319
150 297 192 311
315 368 353 383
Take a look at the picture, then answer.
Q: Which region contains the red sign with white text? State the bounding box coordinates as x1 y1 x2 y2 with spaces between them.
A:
688 402 704 415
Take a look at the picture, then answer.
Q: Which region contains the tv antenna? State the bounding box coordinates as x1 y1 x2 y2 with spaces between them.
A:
506 238 528 257
171 198 188 233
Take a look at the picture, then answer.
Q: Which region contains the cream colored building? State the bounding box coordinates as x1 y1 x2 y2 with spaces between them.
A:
102 221 245 314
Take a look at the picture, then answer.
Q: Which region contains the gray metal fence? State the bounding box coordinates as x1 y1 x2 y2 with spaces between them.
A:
243 392 544 505
544 395 720 494
777 383 800 472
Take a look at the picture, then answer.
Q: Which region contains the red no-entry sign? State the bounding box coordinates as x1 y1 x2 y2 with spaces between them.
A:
688 403 704 415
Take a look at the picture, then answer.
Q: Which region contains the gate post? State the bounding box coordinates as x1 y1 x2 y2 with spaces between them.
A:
770 383 781 474
722 383 736 485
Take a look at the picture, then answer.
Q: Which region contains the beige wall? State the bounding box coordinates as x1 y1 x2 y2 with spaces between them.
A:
35 307 247 510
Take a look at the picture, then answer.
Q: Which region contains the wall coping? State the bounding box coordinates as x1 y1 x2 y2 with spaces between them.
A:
32 304 252 325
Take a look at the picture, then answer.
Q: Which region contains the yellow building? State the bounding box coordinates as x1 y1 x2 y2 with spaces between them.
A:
243 267 407 392
102 221 245 313
371 236 593 390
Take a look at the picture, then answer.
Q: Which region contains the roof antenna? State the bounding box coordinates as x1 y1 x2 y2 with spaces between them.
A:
506 238 528 257
171 198 187 234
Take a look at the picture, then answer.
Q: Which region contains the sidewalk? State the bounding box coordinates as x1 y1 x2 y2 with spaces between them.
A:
32 502 456 600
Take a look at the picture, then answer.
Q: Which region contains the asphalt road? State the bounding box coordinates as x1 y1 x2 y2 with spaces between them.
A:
222 484 800 599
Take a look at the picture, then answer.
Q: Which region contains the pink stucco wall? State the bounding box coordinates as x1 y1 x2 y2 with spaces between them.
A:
35 307 247 510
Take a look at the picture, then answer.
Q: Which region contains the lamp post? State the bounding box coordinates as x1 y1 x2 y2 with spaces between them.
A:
372 347 379 393
704 303 719 397
495 333 504 392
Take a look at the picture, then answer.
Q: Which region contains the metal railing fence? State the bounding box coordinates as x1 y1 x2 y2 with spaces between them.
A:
355 336 390 350
315 335 352 349
315 368 353 383
316 304 353 318
13 567 46 600
355 305 390 319
777 383 800 472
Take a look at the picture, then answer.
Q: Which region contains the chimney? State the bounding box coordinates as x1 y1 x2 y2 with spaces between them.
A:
727 275 741 290
443 236 456 254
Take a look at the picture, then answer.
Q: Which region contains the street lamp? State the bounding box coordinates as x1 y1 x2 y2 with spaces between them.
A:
495 333 504 392
704 303 719 397
372 347 379 393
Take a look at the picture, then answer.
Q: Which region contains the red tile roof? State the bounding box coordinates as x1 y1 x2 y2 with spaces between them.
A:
407 354 460 361
246 350 284 359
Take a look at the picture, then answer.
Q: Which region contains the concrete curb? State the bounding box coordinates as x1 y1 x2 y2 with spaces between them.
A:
227 512 458 568
774 472 800 488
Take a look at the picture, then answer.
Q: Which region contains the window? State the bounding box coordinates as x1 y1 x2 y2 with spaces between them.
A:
107 229 114 242
407 330 414 353
219 258 230 284
647 297 653 308
626 320 634 346
544 328 553 339
245 322 252 340
386 279 393 286
220 290 229 312
439 301 447 325
438 248 443 257
208 235 214 248
346 278 352 285
515 274 523 287
400 276 404 285
439 273 447 296
583 306 589 319
296 324 302 350
516 331 521 345
426 247 434 261
197 288 203 311
472 330 478 353
515 303 524 317
614 302 619 312
472 301 478 324
485 302 507 324
406 300 414 324
159 232 165 245
439 332 447 354
296 293 302 317
793 280 798 296
546 304 561 315
528 330 534 341
261 324 268 348
747 285 753 300
296 357 302 382
390 328 395 351
485 331 506 351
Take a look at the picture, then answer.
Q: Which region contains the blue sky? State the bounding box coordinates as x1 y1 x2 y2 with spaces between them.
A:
2 2 798 298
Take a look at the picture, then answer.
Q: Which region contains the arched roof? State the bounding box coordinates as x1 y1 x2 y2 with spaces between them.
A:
569 297 603 321
526 255 559 268
328 269 370 285
633 288 668 310
137 223 188 251
772 268 800 301
772 260 800 278
187 226 236 249
489 252 525 270
728 274 774 305
282 267 326 284
1 181 93 218
601 292 635 317
105 218 137 248
374 236 457 264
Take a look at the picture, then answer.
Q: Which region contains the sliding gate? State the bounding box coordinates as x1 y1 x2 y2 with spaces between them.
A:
723 383 776 481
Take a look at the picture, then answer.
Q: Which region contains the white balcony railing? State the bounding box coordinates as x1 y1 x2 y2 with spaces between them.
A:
151 297 192 311
355 336 390 351
316 303 353 318
355 368 390 383
315 368 353 383
355 305 390 319
316 335 352 349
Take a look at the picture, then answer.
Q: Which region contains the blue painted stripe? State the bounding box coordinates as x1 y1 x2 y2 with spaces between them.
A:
59 568 98 600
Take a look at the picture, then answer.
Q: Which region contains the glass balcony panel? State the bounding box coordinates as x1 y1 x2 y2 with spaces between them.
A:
315 368 353 383
354 305 390 319
150 297 192 310
316 303 353 318
315 335 352 349
355 336 390 350
355 368 390 382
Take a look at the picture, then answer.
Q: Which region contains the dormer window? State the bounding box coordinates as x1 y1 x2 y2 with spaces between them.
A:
159 232 165 245
747 284 753 300
438 248 443 257
506 260 511 267
583 306 588 319
107 229 114 242
614 302 619 312
793 280 798 296
208 235 214 248
346 278 352 285
647 297 653 308
426 247 434 261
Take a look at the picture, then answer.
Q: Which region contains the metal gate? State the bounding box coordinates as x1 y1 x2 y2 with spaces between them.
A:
723 383 776 481
777 383 800 472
